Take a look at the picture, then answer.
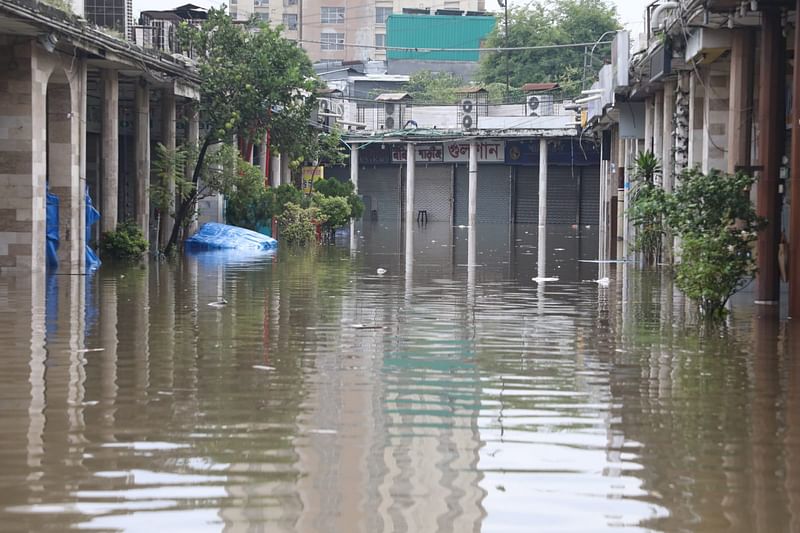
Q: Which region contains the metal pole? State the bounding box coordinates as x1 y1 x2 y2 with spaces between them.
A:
505 0 509 97
538 138 548 227
468 140 478 227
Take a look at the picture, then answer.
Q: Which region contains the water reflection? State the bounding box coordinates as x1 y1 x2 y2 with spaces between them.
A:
0 224 798 532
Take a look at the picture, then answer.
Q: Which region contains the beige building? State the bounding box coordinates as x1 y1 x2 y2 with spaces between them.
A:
230 0 485 63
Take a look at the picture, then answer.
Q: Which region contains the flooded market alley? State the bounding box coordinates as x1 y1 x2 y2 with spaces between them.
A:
1 222 799 532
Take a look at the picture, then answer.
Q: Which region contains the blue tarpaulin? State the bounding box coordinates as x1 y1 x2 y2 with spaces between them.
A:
85 190 101 271
46 192 59 269
45 189 102 271
185 222 278 252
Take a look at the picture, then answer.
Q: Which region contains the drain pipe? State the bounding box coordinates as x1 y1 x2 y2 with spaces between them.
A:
652 2 680 32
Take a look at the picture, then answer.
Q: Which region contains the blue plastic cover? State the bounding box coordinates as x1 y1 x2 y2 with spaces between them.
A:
46 192 59 269
85 190 101 271
185 222 278 251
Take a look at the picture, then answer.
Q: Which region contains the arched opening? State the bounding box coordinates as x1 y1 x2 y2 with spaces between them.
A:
46 69 81 271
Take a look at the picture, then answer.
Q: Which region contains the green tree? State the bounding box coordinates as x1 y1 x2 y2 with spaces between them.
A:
164 8 319 253
312 194 351 240
314 178 364 220
479 0 620 97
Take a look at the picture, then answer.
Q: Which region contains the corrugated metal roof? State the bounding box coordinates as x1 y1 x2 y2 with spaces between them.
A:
386 14 495 62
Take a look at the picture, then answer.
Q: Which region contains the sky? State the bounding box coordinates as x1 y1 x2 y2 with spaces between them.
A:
132 0 651 34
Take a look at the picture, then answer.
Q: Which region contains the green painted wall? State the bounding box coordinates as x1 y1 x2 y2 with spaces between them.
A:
386 14 496 62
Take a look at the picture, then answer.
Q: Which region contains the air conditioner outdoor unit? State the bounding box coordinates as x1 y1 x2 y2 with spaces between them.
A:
526 95 540 116
460 98 476 130
384 102 396 130
527 94 554 116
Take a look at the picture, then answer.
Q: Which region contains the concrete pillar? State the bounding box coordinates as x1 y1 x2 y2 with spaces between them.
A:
468 140 478 227
790 1 800 318
756 8 785 306
350 143 359 193
702 67 730 174
688 71 705 168
727 29 755 174
405 143 415 222
259 135 268 186
653 90 664 179
271 153 282 187
101 69 119 234
281 155 291 187
644 97 654 153
538 138 548 227
159 88 176 250
662 79 676 192
135 79 150 241
0 39 45 273
186 104 200 236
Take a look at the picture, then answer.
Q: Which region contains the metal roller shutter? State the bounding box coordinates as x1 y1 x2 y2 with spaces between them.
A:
360 166 400 222
454 166 468 226
414 166 452 222
477 165 511 224
515 166 538 224
547 166 579 224
579 166 600 225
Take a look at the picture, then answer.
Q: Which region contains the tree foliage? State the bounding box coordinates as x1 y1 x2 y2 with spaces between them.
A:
164 8 318 252
479 0 620 97
279 203 320 245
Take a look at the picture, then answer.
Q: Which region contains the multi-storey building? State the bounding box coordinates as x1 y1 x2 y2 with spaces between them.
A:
84 0 134 40
230 0 486 63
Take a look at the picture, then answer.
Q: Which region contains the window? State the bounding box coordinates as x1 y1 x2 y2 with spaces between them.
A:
321 7 345 23
375 33 385 48
254 0 268 6
320 32 345 50
255 12 270 22
375 7 392 24
284 0 297 5
283 13 298 30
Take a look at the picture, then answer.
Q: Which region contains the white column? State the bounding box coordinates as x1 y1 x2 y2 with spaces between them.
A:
662 79 676 192
653 90 664 179
538 138 548 227
468 140 478 227
101 69 118 234
271 153 282 187
187 105 200 236
350 143 359 193
644 97 654 153
159 89 176 250
405 143 415 222
259 135 268 185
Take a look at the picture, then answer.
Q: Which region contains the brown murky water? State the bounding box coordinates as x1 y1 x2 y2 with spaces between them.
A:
1 223 799 532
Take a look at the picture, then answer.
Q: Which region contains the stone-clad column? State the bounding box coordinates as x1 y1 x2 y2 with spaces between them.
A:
350 143 359 193
159 88 176 250
101 69 119 234
186 104 200 236
135 79 150 242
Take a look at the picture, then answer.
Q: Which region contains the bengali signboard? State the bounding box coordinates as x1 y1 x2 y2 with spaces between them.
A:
391 144 444 163
443 141 505 163
505 140 600 166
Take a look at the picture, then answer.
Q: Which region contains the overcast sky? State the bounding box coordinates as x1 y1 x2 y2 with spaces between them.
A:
132 0 650 34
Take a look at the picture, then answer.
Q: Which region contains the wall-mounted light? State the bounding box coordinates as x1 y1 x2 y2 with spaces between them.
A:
37 32 58 53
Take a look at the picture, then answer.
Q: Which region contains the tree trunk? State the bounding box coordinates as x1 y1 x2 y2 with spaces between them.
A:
164 136 214 254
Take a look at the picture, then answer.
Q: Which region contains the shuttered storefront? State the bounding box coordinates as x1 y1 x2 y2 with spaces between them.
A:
413 166 452 222
453 165 511 225
579 166 600 225
514 166 581 224
360 166 401 222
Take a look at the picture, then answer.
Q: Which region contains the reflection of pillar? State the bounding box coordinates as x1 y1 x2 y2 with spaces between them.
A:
467 224 476 302
538 138 548 227
135 79 151 240
26 273 47 485
99 273 119 439
468 140 478 227
790 2 800 318
756 8 784 307
406 143 415 222
186 104 200 236
101 69 119 234
786 322 800 531
160 89 176 250
752 317 782 531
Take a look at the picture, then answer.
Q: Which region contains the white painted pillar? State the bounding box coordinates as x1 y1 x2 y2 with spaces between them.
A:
653 90 664 180
468 140 478 227
538 138 548 227
259 135 268 185
350 143 359 193
101 69 118 234
644 97 654 153
271 153 282 187
135 79 150 241
405 143 415 222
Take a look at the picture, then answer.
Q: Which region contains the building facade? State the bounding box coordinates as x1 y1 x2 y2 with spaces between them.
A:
230 0 486 63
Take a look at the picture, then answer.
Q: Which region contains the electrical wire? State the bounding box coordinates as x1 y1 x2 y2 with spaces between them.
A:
297 38 612 52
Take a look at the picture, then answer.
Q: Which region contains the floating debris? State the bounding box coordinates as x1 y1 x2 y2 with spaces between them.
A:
252 365 276 371
77 348 105 353
352 324 384 330
376 268 387 275
208 299 228 308
532 276 559 283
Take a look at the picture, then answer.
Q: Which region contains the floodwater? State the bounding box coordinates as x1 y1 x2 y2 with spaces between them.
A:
1 222 799 533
